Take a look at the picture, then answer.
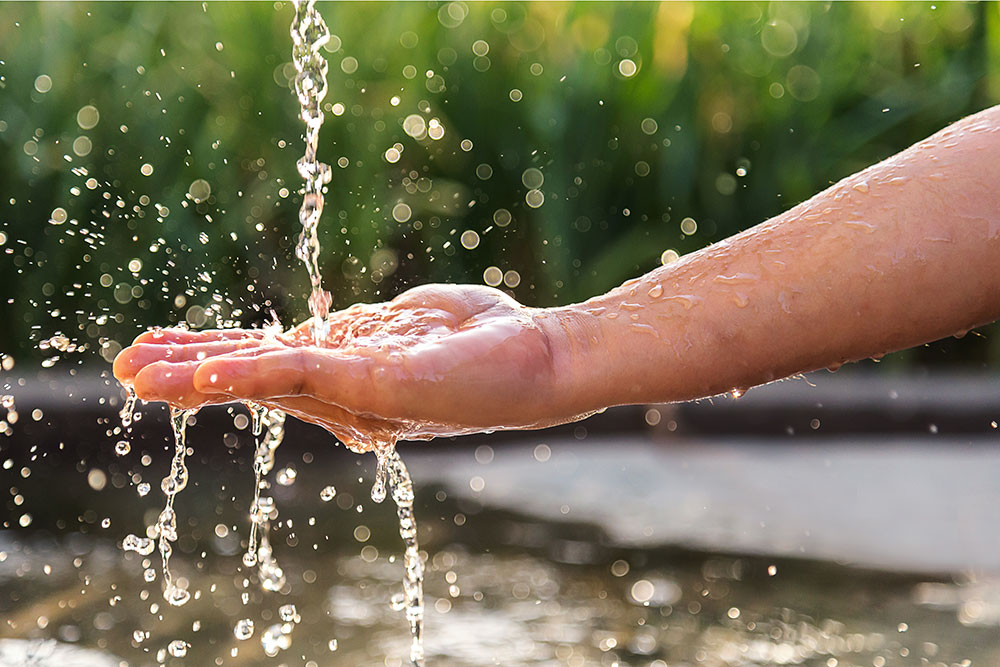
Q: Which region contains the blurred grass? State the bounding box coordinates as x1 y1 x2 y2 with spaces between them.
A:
0 1 997 370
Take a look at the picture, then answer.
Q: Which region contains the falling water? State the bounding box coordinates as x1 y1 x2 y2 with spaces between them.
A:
288 2 426 663
119 2 427 662
242 404 287 593
376 446 426 666
290 0 333 346
123 406 195 609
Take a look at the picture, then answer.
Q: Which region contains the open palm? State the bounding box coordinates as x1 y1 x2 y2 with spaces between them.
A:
114 285 584 451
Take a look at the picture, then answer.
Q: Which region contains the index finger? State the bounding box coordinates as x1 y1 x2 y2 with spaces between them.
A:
132 327 267 346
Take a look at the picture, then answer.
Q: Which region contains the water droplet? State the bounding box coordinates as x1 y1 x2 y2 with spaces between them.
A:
260 623 291 656
167 640 188 657
122 534 155 556
320 485 336 502
165 584 191 607
234 618 255 640
279 604 299 623
115 440 131 456
647 284 663 298
276 466 297 486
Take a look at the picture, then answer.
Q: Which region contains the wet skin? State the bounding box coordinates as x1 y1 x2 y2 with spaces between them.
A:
115 105 1000 448
113 285 593 451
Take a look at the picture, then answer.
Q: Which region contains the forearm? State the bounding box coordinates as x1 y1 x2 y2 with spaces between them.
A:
554 105 1000 411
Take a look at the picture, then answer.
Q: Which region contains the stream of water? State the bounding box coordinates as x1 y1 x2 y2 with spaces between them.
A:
117 1 427 663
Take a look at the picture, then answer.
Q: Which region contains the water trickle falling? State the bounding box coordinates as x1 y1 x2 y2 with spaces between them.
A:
119 385 138 429
243 405 286 587
368 444 424 664
158 407 196 607
371 448 389 503
290 0 333 345
385 448 425 666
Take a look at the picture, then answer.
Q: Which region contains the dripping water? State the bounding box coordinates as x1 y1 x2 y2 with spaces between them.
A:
158 407 196 607
372 445 425 667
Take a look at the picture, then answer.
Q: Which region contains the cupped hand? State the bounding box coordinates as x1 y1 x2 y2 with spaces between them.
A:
113 285 590 451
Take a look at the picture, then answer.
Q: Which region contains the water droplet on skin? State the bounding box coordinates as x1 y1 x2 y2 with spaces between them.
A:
647 284 663 298
843 220 876 233
852 181 869 193
629 323 659 338
713 273 758 285
730 293 750 308
662 294 702 310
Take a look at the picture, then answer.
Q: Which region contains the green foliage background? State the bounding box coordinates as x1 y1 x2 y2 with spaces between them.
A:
0 1 997 369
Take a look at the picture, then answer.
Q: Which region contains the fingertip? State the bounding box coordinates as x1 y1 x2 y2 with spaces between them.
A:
112 347 137 383
192 360 232 394
132 361 171 402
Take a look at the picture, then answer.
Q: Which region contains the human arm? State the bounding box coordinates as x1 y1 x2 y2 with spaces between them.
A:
550 104 1000 413
113 105 1000 447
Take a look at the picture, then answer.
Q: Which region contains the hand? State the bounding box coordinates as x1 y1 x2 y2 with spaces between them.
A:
113 285 591 451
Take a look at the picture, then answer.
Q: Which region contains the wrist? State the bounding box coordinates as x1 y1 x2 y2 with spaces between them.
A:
533 302 620 416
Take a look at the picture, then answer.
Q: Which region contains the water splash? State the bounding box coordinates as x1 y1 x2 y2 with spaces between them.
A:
290 0 333 345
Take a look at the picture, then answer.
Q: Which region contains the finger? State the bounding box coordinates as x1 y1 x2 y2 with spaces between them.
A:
192 348 379 409
133 360 231 409
132 327 266 346
114 339 274 383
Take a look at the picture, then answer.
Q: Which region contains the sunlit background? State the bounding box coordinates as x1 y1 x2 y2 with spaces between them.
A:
1 1 998 368
3 3 1000 666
